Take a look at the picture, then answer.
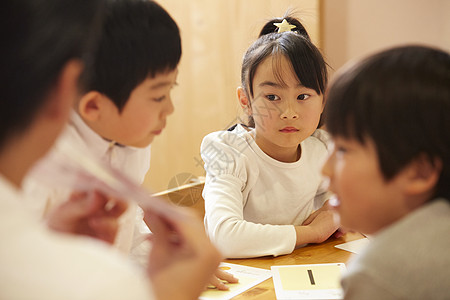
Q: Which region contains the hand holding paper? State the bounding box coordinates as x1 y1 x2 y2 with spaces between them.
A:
47 190 127 244
29 138 223 300
28 138 184 221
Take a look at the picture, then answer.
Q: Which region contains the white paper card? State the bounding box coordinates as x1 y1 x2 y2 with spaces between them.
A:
334 238 370 254
271 263 346 300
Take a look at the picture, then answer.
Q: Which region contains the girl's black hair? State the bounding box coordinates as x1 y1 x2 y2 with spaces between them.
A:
325 45 450 201
86 0 181 111
241 15 327 127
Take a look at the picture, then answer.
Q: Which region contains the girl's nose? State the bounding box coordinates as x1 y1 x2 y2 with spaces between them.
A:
280 102 299 119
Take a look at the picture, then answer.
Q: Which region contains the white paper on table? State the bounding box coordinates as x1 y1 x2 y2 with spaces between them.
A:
271 263 346 300
334 238 370 254
199 262 272 300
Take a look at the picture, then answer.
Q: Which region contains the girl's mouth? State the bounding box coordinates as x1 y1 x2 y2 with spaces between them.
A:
279 127 299 133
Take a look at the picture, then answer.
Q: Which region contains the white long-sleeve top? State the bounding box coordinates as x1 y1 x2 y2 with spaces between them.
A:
201 124 330 258
23 111 152 263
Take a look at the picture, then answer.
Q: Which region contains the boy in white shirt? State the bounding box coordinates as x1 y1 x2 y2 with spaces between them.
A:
24 0 180 261
23 0 236 289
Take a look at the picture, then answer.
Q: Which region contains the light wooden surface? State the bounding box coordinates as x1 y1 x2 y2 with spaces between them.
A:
224 232 364 300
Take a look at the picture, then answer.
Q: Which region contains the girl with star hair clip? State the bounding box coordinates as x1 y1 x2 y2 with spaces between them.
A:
200 16 339 258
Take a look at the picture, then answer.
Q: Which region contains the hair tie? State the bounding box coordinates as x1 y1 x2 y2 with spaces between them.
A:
273 19 296 33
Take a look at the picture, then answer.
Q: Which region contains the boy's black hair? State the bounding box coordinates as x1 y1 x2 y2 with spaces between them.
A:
325 45 450 201
0 0 103 150
87 0 181 111
241 16 327 127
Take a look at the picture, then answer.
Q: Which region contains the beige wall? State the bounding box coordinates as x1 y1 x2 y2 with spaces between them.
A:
322 0 450 75
144 0 450 193
143 0 321 192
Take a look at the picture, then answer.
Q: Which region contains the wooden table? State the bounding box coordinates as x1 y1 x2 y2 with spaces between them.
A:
224 232 364 300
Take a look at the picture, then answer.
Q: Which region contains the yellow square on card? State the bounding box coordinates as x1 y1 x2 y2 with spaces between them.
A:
278 264 343 290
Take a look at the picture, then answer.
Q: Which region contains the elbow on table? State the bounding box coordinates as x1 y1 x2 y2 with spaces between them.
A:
215 242 252 259
209 232 241 258
209 226 261 259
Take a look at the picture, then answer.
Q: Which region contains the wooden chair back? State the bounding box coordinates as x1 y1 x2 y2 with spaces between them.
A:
152 180 205 220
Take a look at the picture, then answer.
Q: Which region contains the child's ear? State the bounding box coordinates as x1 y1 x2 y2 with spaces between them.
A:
237 86 252 116
403 154 442 197
77 91 104 122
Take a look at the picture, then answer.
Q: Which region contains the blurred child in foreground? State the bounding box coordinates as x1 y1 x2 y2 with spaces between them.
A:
0 0 221 299
323 45 450 299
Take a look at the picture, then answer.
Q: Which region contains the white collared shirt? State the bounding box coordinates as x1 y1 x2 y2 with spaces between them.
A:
68 111 151 184
23 111 152 262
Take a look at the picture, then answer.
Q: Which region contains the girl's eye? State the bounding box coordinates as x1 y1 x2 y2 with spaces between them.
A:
266 94 280 101
298 94 310 101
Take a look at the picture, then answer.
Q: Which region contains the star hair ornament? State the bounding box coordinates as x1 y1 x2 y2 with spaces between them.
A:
273 19 296 33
